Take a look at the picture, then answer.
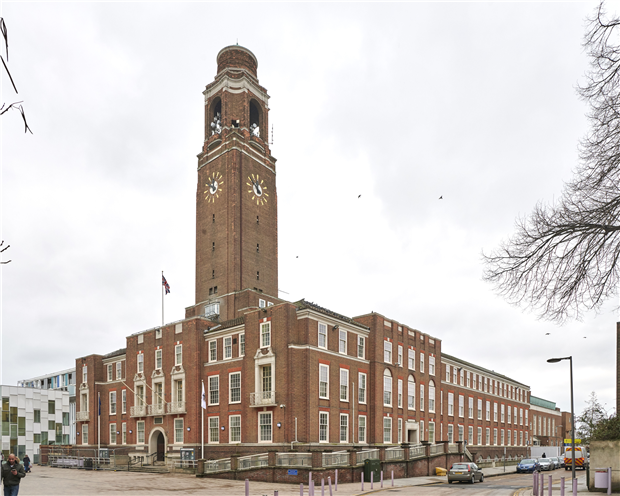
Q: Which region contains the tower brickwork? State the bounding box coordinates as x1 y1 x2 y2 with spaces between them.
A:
195 46 278 319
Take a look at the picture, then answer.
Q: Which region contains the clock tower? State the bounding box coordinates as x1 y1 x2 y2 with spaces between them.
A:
194 46 278 319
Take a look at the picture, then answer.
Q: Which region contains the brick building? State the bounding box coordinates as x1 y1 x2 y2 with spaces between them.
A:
75 45 541 463
529 396 563 448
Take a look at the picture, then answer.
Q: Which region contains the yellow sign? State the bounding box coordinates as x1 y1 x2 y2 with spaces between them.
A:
564 439 582 444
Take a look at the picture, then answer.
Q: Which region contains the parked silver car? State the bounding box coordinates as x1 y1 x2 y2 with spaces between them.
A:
550 456 562 469
537 458 554 471
447 462 484 484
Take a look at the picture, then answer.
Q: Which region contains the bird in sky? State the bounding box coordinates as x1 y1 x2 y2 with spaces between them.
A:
545 333 550 335
439 196 443 200
358 195 361 198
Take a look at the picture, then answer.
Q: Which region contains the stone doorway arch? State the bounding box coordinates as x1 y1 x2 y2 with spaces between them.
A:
148 427 168 462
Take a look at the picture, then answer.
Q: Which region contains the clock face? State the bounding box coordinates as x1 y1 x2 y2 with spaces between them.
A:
247 174 268 206
205 172 223 203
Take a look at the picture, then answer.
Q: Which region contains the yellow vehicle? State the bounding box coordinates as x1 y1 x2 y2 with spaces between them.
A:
564 447 588 470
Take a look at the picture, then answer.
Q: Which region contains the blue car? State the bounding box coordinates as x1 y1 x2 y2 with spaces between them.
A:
517 459 540 473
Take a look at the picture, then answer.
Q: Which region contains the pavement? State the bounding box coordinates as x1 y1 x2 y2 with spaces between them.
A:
12 464 619 496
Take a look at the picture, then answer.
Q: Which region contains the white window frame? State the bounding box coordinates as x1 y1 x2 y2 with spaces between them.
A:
384 340 392 363
175 344 182 365
208 416 219 444
357 335 365 359
340 368 349 401
82 365 88 384
110 423 116 445
448 392 454 416
137 353 144 373
224 337 232 360
408 349 415 370
468 426 474 446
501 403 505 423
459 424 464 442
398 379 403 408
358 372 367 404
419 383 425 411
477 398 483 420
116 362 122 380
339 329 347 354
209 340 217 362
259 412 272 443
155 349 162 370
494 402 498 422
319 412 329 443
358 415 366 443
319 364 329 399
486 401 491 421
420 353 425 373
383 417 392 444
174 418 184 444
107 364 113 382
400 418 405 443
229 415 241 443
208 375 219 405
407 375 416 410
122 389 127 414
459 395 464 418
318 323 327 349
448 424 454 443
340 414 349 443
82 424 89 445
397 345 403 367
109 391 117 415
260 322 271 348
239 333 245 356
468 397 473 419
429 355 435 376
137 421 145 444
229 371 241 404
477 427 482 446
383 370 392 407
428 381 435 413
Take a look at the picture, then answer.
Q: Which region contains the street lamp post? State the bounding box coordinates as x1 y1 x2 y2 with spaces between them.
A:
547 356 575 482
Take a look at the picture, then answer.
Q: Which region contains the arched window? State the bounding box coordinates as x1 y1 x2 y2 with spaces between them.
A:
429 380 436 413
383 369 392 406
407 375 416 410
210 98 222 135
249 100 262 138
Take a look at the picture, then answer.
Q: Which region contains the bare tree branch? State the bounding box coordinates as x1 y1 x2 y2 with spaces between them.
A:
483 1 620 323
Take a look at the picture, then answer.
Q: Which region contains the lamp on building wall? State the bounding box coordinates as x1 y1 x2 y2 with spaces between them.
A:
547 356 575 481
221 426 225 431
333 325 339 332
187 427 191 431
277 422 282 428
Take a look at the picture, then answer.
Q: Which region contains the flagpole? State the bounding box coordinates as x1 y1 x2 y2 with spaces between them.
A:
97 391 101 458
201 380 205 459
161 271 164 327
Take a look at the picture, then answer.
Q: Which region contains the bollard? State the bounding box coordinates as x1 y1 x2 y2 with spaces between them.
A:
540 472 544 495
310 479 314 496
361 472 364 491
572 477 577 496
371 471 374 490
275 492 278 496
608 467 612 496
335 469 338 491
245 479 249 496
549 475 552 496
328 476 333 496
309 472 312 489
300 483 303 496
321 478 325 496
561 477 565 496
381 470 384 488
534 472 538 496
392 470 394 487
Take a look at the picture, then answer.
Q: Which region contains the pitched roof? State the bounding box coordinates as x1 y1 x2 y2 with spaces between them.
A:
294 299 369 330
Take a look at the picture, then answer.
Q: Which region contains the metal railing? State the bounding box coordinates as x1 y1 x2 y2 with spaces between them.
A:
249 391 277 407
409 444 426 459
166 458 197 472
76 411 89 421
130 404 147 417
204 458 231 473
430 444 444 455
166 401 186 414
385 447 404 461
238 453 269 469
357 449 379 464
448 443 459 453
276 452 311 467
322 451 349 467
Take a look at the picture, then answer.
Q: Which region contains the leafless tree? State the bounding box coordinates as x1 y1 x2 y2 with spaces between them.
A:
483 2 620 323
0 17 31 133
0 241 10 265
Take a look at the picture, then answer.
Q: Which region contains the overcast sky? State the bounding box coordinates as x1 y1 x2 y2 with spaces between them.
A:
1 1 617 419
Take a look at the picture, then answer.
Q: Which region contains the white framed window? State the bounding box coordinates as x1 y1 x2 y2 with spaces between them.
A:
230 415 241 443
339 368 349 401
137 353 143 373
486 401 491 421
319 364 329 399
174 418 184 443
383 369 392 406
477 399 482 420
154 382 164 410
109 391 117 415
468 397 473 419
420 353 425 373
408 349 415 370
419 383 425 411
175 344 182 365
82 424 89 445
209 417 219 443
501 404 505 423
175 379 183 404
460 368 464 385
224 337 232 359
155 349 162 369
446 365 450 382
494 402 498 422
383 417 392 444
520 431 523 446
478 375 482 390
384 340 392 363
319 412 329 442
357 336 365 358
340 414 348 443
116 362 122 380
358 372 366 404
318 323 327 349
259 298 266 308
428 421 435 444
239 333 245 356
109 423 116 445
525 409 528 425
397 345 403 366
508 405 511 424
493 428 498 445
229 372 241 403
486 427 490 445
398 379 403 408
458 424 464 442
448 392 454 416
420 420 424 442
260 322 271 348
358 415 366 443
208 375 219 405
259 412 272 442
477 427 482 446
137 421 145 444
453 367 457 384
122 390 127 414
448 424 454 443
507 429 511 445
107 365 113 382
209 340 217 362
82 365 88 384
399 418 405 443
407 375 415 410
468 426 474 446
429 356 435 376
267 301 273 307
428 381 435 412
339 330 347 354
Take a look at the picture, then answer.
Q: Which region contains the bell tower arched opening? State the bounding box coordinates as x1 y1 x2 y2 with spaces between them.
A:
249 100 262 138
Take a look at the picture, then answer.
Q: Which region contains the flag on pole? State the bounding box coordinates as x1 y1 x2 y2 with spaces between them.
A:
162 274 171 294
201 382 206 409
